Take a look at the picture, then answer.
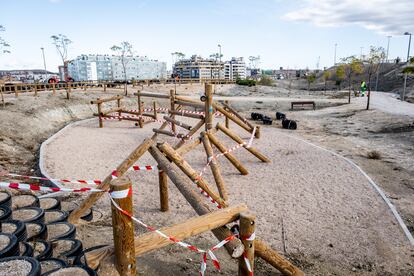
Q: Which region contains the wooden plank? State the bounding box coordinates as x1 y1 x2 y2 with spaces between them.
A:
205 83 214 131
170 110 204 119
134 91 170 99
91 95 123 104
159 168 168 212
162 116 192 130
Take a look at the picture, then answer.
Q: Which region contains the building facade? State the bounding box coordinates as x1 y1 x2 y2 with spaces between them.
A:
0 69 57 83
173 55 224 80
224 57 246 80
68 54 167 81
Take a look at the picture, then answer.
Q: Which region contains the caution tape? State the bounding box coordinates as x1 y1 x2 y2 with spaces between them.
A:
111 165 158 179
0 181 103 193
4 173 102 185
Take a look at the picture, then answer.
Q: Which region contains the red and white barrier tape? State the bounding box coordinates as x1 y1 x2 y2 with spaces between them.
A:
0 181 103 193
111 165 158 179
108 191 236 275
4 173 102 185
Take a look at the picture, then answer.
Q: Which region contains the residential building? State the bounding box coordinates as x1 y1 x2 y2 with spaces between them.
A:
224 57 246 80
0 69 57 83
173 55 224 79
67 54 167 81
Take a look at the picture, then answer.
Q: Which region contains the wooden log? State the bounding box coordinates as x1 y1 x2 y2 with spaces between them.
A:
158 142 226 208
162 116 192 130
170 110 204 119
224 100 230 128
152 128 186 138
148 145 244 257
174 100 205 109
207 132 249 175
255 126 261 139
222 102 254 130
103 82 107 92
216 123 270 163
14 85 18 97
34 83 38 96
205 83 214 131
91 95 123 104
175 137 201 156
67 83 71 99
134 91 170 99
52 83 56 95
100 107 123 116
117 97 122 118
201 132 228 201
170 89 176 132
238 212 255 276
85 204 248 269
97 102 103 128
213 103 253 134
68 138 154 223
153 101 158 120
137 91 144 128
110 176 136 275
0 85 4 108
159 168 168 212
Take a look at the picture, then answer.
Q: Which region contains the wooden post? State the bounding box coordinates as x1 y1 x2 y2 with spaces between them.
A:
97 101 103 128
153 101 158 120
207 132 249 175
66 83 71 99
52 83 56 95
205 83 214 131
34 83 38 96
137 90 144 128
169 89 176 132
213 103 253 134
14 85 18 97
173 119 205 150
255 126 261 139
84 82 87 91
103 82 107 92
224 100 230 128
201 132 228 201
158 168 168 212
0 84 5 108
117 95 122 119
68 138 154 223
110 176 137 276
216 123 270 162
239 212 256 276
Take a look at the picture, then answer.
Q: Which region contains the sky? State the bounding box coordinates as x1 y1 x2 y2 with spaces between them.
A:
0 0 413 72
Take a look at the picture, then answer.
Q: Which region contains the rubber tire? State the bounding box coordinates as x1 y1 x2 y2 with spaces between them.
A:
0 256 41 276
2 220 27 242
20 241 34 257
0 191 12 209
74 244 108 268
80 209 93 222
26 222 48 241
46 222 76 240
30 240 52 260
53 238 83 258
0 233 19 257
13 207 45 224
39 198 61 211
12 194 40 209
44 265 96 276
0 205 12 222
44 210 69 224
39 258 67 274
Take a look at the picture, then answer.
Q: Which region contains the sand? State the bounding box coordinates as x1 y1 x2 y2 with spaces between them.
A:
0 234 10 251
47 223 70 240
28 241 46 257
0 259 32 275
2 222 17 234
25 223 42 239
40 259 64 274
45 211 66 223
41 116 414 275
39 198 59 210
0 191 9 202
48 267 89 276
12 195 37 209
52 239 75 257
12 208 40 221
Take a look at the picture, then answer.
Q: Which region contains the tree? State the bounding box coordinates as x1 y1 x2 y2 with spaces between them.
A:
341 56 364 103
335 65 345 90
51 34 72 81
402 57 414 74
111 41 133 95
306 74 316 91
0 25 10 54
365 46 385 110
323 70 331 91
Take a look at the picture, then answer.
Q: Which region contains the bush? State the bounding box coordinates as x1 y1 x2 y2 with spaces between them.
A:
258 75 273 86
236 79 256 87
367 150 382 159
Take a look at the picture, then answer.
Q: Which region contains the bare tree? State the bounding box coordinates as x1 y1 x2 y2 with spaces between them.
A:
0 25 10 54
111 42 133 95
341 56 364 103
323 70 331 91
365 46 385 110
51 34 72 81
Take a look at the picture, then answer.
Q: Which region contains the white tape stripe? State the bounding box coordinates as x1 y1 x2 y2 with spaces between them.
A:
110 188 130 199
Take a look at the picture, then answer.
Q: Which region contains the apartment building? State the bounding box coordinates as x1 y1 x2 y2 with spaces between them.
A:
224 57 246 80
173 55 224 79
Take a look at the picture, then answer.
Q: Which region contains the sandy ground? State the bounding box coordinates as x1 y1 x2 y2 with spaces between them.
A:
41 115 414 275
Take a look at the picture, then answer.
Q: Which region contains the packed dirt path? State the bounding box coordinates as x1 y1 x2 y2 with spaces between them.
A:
41 117 414 275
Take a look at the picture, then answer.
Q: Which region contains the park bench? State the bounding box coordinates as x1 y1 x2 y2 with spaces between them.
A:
291 101 315 110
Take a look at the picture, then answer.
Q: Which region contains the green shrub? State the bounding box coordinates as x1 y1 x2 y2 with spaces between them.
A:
236 79 256 86
258 75 273 86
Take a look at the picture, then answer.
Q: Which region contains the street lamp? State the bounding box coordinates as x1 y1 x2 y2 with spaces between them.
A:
402 32 412 101
334 43 337 66
218 44 222 79
40 47 48 82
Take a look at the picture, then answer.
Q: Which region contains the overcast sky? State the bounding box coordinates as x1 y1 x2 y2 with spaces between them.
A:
0 0 413 72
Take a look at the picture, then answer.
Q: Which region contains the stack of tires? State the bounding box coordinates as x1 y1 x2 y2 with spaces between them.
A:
0 191 97 275
275 112 297 130
251 112 273 125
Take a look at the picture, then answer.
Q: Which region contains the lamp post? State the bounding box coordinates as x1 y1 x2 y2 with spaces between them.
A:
334 43 337 66
402 32 412 101
218 44 222 80
386 36 391 62
40 47 48 82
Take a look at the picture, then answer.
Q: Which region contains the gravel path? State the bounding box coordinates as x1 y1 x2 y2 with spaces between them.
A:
40 117 414 275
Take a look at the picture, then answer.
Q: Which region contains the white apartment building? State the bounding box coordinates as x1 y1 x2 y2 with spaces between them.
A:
173 55 224 80
224 57 246 80
68 54 167 81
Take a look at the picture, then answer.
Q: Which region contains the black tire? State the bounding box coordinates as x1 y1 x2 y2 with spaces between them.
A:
80 208 93 222
20 241 34 257
44 265 96 276
39 258 67 274
52 238 83 258
73 244 108 268
0 205 12 222
12 194 40 209
39 198 61 211
2 220 27 242
26 222 48 241
276 112 286 120
0 233 19 257
0 191 12 209
13 207 45 224
46 222 76 240
0 256 41 276
44 210 68 224
28 240 52 260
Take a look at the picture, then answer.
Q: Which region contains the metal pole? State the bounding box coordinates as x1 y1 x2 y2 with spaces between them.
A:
218 44 222 80
386 36 391 62
41 47 48 81
402 32 412 101
334 43 337 66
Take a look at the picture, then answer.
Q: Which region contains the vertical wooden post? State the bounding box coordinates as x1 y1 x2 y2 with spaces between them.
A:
0 84 5 108
205 83 214 131
84 82 87 91
255 126 261 139
137 90 143 128
97 101 103 128
103 82 107 92
224 100 230 129
238 212 256 276
34 83 38 96
158 168 169 212
14 85 18 97
52 83 56 95
117 95 122 120
153 101 158 120
66 83 71 99
110 176 137 276
169 89 176 133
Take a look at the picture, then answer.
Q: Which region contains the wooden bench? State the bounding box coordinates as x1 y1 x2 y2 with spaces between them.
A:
291 101 315 110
